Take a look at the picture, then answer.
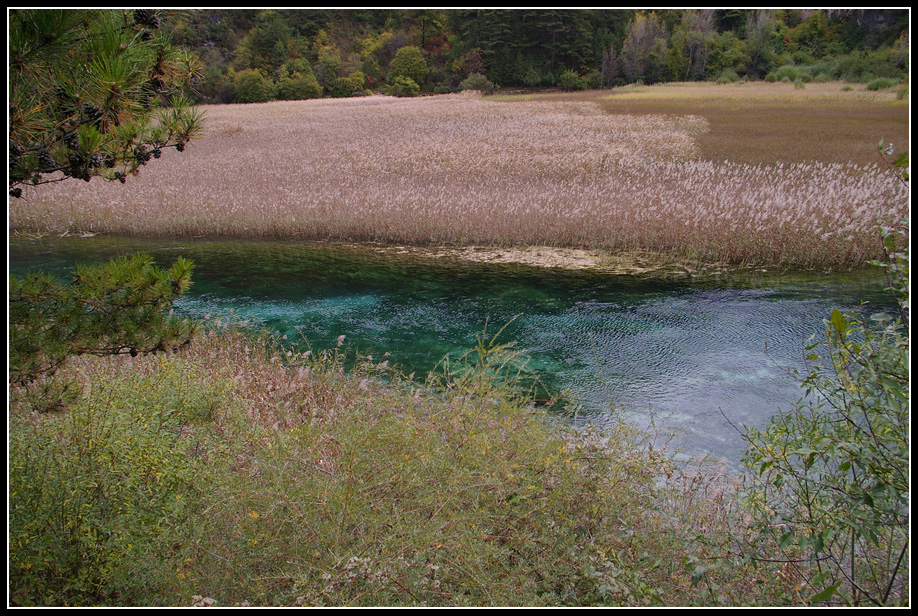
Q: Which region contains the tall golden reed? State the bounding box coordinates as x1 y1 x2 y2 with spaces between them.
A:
10 92 908 266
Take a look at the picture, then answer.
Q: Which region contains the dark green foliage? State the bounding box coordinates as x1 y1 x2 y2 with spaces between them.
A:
163 9 908 102
9 254 196 389
558 69 587 90
244 10 291 71
8 9 204 197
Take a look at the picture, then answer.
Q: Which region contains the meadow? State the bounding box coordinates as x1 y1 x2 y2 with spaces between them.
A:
10 82 909 267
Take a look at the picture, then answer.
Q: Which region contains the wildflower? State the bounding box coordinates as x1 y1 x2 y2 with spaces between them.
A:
191 595 218 607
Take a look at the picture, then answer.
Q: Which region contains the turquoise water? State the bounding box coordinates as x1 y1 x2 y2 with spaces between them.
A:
9 235 896 468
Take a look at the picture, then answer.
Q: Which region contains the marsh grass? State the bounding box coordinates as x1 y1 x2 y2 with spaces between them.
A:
10 84 908 267
595 82 908 167
9 327 812 606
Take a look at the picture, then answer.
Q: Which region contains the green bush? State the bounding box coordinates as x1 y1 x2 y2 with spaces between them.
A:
832 49 904 83
387 75 420 97
741 219 910 606
387 45 429 87
558 69 587 91
714 69 740 84
866 77 900 91
9 358 232 605
458 72 495 94
276 71 323 100
768 64 802 82
522 64 546 87
330 71 367 98
233 69 274 103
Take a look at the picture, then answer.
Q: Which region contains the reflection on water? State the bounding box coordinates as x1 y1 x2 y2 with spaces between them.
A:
9 235 895 469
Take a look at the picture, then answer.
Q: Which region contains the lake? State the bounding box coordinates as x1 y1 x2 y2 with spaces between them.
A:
9 235 896 469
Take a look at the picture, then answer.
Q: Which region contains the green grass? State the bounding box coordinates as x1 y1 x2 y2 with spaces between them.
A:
9 327 812 607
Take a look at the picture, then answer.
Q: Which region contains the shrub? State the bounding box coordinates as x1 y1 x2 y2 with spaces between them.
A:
832 49 904 83
458 72 495 94
558 69 587 91
330 71 368 98
387 45 429 87
233 69 274 103
714 69 739 84
768 64 801 82
276 71 323 100
522 64 546 87
387 75 420 97
9 358 231 605
866 77 900 91
741 214 910 606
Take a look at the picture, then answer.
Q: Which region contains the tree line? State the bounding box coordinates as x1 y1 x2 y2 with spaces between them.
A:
168 8 909 102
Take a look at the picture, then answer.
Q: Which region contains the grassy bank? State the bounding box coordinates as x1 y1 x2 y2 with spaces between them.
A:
9 83 909 267
10 327 813 607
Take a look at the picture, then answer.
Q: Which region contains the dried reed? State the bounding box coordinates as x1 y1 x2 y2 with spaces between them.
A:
11 89 908 266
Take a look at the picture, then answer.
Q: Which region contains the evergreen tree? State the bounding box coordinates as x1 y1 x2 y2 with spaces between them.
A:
9 10 203 410
9 9 205 197
10 254 196 408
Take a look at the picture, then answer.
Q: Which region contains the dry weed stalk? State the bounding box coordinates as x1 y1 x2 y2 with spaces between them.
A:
11 93 908 266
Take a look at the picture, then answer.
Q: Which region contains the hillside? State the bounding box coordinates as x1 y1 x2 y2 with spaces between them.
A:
166 9 910 104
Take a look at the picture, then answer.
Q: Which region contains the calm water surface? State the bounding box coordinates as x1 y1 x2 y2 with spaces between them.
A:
9 235 896 468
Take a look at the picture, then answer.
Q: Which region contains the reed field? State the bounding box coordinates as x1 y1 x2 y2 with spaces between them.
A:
10 82 909 267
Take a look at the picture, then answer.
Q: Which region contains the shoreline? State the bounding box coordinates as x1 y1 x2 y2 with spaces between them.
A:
10 230 748 277
364 242 737 277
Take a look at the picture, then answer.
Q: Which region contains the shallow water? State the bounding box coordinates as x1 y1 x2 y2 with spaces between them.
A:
9 235 896 468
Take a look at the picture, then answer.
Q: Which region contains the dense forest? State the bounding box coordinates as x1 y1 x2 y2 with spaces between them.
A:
168 8 910 104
